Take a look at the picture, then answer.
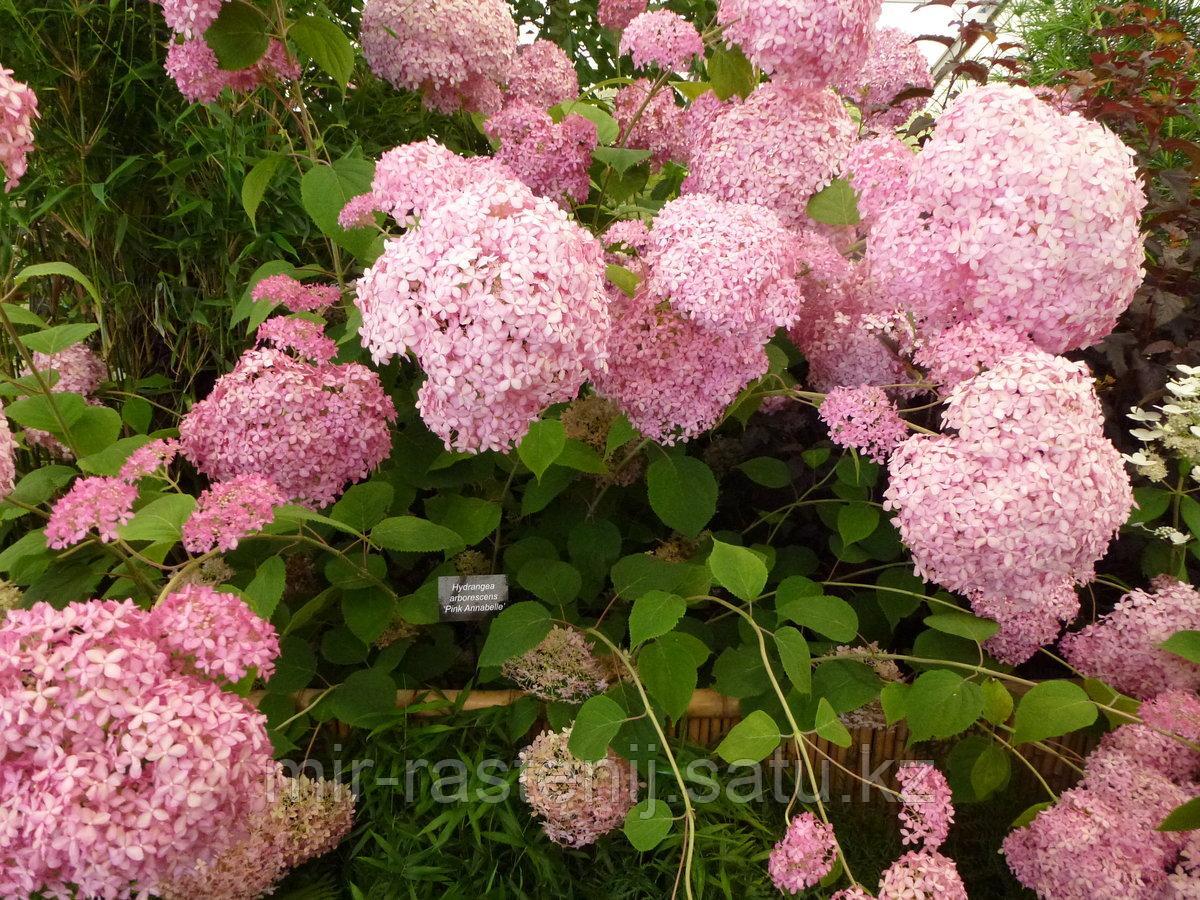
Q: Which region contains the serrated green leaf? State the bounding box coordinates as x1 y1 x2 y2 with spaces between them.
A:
14 261 101 305
629 590 686 647
289 15 355 87
774 626 811 693
478 601 552 668
813 696 852 747
715 710 781 763
624 799 674 850
205 0 269 70
708 539 768 601
806 178 861 226
518 419 566 480
1012 680 1097 746
569 695 626 761
19 323 99 355
241 154 285 227
372 516 463 552
638 635 697 721
119 494 195 544
646 456 717 538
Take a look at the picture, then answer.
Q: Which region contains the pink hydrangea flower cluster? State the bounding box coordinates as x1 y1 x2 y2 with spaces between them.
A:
1004 699 1200 899
255 315 338 363
504 39 579 111
598 0 648 30
1095 690 1200 786
179 333 396 506
837 26 933 128
359 0 517 113
161 769 355 900
867 84 1146 354
354 174 608 452
0 404 16 500
251 274 340 313
684 83 855 228
1059 576 1200 699
614 79 688 167
164 37 299 104
518 727 638 847
501 626 609 702
485 102 598 205
896 762 954 849
842 134 915 225
149 584 279 681
156 0 224 38
182 474 287 554
873 850 968 899
768 812 838 893
646 193 803 339
603 218 652 259
911 321 1034 388
0 66 38 191
819 385 909 463
345 139 513 229
716 0 881 88
120 438 181 480
594 283 768 444
0 598 277 897
884 350 1134 663
32 342 107 395
619 10 704 71
44 475 138 548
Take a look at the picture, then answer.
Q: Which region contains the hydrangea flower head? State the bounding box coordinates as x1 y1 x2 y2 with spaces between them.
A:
182 474 287 553
843 134 915 225
768 812 838 893
355 174 608 452
149 584 279 682
911 321 1034 388
501 626 608 702
896 762 954 849
884 350 1133 663
868 84 1146 353
0 404 16 500
504 39 578 110
646 193 803 339
45 476 138 548
158 0 225 37
179 343 396 506
837 26 933 128
684 83 855 228
594 283 768 444
360 0 517 113
877 850 968 899
0 598 276 897
613 79 689 167
120 438 181 481
32 342 107 395
598 0 648 30
0 66 38 191
819 385 909 463
619 10 704 71
518 727 637 847
1059 577 1200 699
486 103 597 205
716 0 881 88
255 315 338 363
251 274 340 313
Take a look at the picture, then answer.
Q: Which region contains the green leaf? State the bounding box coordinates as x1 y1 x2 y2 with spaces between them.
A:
646 456 717 538
324 552 386 590
77 436 152 477
924 610 1000 643
774 626 811 693
736 456 790 488
639 635 698 721
1012 802 1053 829
552 101 619 143
629 590 686 647
880 682 908 725
300 158 379 260
205 0 269 70
331 482 393 532
837 502 879 545
426 495 501 546
569 695 626 762
707 45 756 100
478 601 552 668
269 636 316 693
605 263 642 298
947 735 1011 803
593 146 653 173
1129 486 1171 524
1012 680 1098 746
813 659 879 712
707 540 767 602
2 302 46 327
70 406 122 457
807 178 861 227
1159 797 1200 832
1161 630 1200 665
715 709 781 763
245 556 287 619
1 466 74 519
813 697 852 747
342 589 395 644
714 644 771 698
330 669 397 726
610 553 710 601
624 799 674 850
1181 495 1200 540
241 154 285 227
981 679 1014 725
518 419 566 480
372 516 463 552
6 392 87 434
517 559 582 606
119 495 195 544
904 670 984 743
777 587 858 642
289 15 355 87
19 323 99 355
14 261 101 305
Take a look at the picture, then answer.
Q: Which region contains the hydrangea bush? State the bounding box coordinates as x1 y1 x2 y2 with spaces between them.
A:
0 0 1197 896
